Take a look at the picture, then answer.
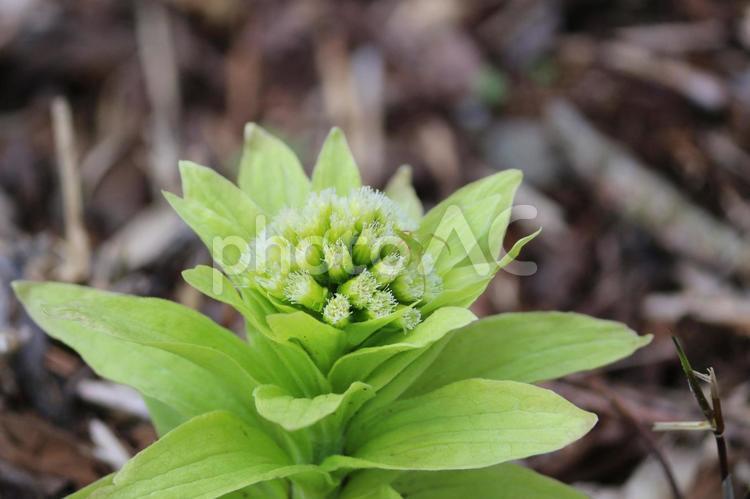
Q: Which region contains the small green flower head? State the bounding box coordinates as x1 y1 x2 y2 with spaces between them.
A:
249 187 439 330
322 292 351 328
395 306 421 331
168 126 530 337
284 272 328 312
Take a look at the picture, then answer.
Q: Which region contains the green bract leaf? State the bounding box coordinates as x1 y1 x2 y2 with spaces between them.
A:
182 265 253 316
339 470 402 499
143 396 187 436
182 265 279 336
422 228 540 315
179 161 263 238
253 382 374 431
165 192 248 267
351 336 452 421
166 163 263 274
239 124 310 214
94 411 326 498
423 194 502 275
267 312 348 373
69 474 114 498
384 165 423 221
246 329 331 399
407 312 652 396
14 281 261 380
392 463 586 499
417 170 521 274
312 127 362 195
332 379 596 471
496 227 541 269
343 307 413 348
221 481 289 499
327 307 476 392
13 281 259 421
345 486 402 499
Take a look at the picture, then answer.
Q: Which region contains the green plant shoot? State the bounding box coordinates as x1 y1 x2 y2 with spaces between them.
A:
13 125 651 498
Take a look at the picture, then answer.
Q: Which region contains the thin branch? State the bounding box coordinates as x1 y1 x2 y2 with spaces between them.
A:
135 0 180 192
51 97 91 282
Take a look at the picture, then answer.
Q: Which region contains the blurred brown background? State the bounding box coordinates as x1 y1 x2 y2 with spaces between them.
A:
1 0 749 498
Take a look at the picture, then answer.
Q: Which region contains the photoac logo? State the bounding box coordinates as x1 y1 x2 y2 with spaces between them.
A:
209 203 538 297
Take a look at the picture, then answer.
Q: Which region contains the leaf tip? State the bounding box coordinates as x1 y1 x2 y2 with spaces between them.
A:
243 122 262 141
503 168 524 185
180 267 196 281
177 160 208 178
638 333 654 348
162 190 181 206
328 126 345 139
10 279 33 301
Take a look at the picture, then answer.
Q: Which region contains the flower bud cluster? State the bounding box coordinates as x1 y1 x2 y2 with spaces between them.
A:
247 188 441 329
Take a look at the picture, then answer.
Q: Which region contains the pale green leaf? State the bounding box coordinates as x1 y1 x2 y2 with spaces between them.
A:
288 469 341 497
422 194 502 275
13 281 261 382
419 170 522 238
343 306 413 348
253 382 374 431
164 192 248 267
246 329 331 399
417 170 521 273
496 227 541 269
407 312 653 396
384 165 423 221
351 335 453 421
267 312 347 373
421 265 491 316
421 228 540 315
393 463 586 499
220 480 289 499
331 379 596 471
179 161 263 238
311 127 362 195
239 124 310 214
182 265 250 314
143 395 187 436
182 265 271 334
339 470 402 499
328 307 476 392
69 474 114 498
94 411 327 499
341 484 402 499
13 281 256 421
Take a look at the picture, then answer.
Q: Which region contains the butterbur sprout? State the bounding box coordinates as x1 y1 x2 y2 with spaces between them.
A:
395 306 421 332
284 272 328 312
12 126 652 498
323 292 352 328
245 186 439 330
339 269 378 308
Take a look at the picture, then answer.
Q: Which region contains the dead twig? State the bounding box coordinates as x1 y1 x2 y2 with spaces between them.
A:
600 41 727 111
135 0 181 192
50 97 91 283
88 419 131 470
616 20 726 55
76 379 149 420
